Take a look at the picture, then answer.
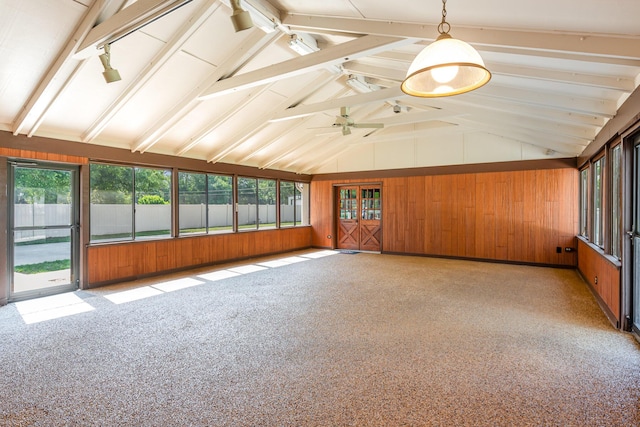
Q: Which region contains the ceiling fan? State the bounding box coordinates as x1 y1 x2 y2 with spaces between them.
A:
330 107 384 136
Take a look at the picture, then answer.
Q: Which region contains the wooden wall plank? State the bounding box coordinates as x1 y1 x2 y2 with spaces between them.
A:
87 227 312 286
577 238 620 323
311 168 578 266
0 148 88 164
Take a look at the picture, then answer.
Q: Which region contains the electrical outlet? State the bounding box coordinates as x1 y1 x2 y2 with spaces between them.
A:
594 276 598 285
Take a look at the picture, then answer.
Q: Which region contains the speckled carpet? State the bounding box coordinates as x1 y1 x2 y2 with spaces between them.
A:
1 250 639 426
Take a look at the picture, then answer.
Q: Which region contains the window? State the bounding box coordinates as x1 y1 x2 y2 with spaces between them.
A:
296 182 310 226
238 177 257 230
178 172 234 235
611 145 622 258
90 164 171 242
280 181 295 227
579 168 589 238
134 168 172 240
592 156 605 247
258 179 277 229
208 174 234 233
279 181 310 227
178 172 206 235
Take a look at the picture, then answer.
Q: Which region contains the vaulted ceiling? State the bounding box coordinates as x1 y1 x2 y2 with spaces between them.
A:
1 0 639 174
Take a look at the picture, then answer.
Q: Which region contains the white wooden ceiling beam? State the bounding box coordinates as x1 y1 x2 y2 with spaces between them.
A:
475 84 618 117
178 84 273 156
205 73 342 163
238 115 317 163
229 73 343 161
290 135 349 172
83 0 222 143
11 0 109 136
485 63 635 92
131 29 281 153
450 117 587 155
341 61 406 83
344 57 635 93
270 86 405 122
351 125 464 146
424 93 606 129
75 0 193 57
476 45 640 68
283 14 640 60
261 135 332 170
455 111 593 143
198 35 415 100
399 97 598 141
27 61 92 137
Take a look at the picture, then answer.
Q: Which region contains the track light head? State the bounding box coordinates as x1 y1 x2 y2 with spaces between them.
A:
230 0 253 32
99 44 121 83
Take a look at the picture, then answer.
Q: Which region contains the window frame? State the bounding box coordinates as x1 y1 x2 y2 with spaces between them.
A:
579 167 589 238
90 162 172 243
610 143 622 259
592 153 606 248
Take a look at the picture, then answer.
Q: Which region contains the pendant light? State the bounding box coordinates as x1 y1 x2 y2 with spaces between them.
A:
401 0 490 97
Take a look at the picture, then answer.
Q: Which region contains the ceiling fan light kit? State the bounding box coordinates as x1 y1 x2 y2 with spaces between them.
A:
401 0 491 97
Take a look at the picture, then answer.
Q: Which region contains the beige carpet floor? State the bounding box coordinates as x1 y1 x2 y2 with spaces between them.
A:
0 250 639 426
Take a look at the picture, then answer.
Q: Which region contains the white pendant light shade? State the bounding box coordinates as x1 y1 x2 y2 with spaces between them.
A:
401 0 490 97
402 34 490 97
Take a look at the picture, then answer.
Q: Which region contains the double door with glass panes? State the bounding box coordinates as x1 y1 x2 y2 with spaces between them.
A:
336 186 381 251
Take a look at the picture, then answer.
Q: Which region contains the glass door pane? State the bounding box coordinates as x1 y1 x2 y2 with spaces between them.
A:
10 164 78 300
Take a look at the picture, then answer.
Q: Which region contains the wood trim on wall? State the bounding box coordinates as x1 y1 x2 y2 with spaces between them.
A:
577 237 621 327
312 158 577 182
0 147 88 164
311 168 579 267
87 227 312 286
0 131 311 183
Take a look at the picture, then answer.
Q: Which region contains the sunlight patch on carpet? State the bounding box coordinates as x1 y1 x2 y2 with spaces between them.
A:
15 292 94 324
104 286 163 305
152 278 205 293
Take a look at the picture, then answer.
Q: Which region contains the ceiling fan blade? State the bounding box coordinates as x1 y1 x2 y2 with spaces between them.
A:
352 123 384 129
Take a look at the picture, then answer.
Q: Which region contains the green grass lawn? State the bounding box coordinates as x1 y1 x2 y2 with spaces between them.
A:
15 259 70 274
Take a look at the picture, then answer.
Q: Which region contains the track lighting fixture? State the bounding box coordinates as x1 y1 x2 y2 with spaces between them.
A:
98 44 121 84
230 0 254 32
401 0 490 97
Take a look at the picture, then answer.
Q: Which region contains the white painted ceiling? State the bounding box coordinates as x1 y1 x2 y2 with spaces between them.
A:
1 0 639 173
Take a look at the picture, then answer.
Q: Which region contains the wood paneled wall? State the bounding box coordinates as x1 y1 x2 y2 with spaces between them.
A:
0 148 88 164
88 227 312 286
311 168 578 266
577 238 620 325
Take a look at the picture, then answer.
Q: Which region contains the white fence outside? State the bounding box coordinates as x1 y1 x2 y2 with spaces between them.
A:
14 202 305 240
14 204 71 241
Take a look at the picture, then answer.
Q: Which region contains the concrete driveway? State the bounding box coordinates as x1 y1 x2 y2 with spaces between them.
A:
13 242 71 266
